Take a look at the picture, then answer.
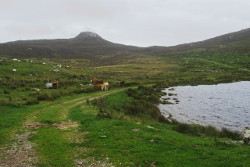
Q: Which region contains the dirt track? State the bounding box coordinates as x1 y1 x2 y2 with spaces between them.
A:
0 88 129 167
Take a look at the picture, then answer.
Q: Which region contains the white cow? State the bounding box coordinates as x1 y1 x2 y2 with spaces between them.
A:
13 69 16 72
101 82 109 90
46 83 53 89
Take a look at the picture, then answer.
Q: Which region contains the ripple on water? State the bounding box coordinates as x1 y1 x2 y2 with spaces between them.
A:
159 81 250 131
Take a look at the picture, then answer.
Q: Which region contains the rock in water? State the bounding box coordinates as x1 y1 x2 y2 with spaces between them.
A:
243 127 250 145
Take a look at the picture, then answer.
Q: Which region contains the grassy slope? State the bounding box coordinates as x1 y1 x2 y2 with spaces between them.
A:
0 38 250 166
70 105 249 167
1 88 249 167
68 91 250 166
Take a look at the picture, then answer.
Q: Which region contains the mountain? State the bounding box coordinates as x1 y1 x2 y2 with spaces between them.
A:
73 32 103 40
0 28 250 61
142 28 250 55
0 31 139 60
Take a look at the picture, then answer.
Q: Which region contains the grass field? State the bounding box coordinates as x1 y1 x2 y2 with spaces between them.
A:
1 53 249 106
0 88 249 167
0 49 250 166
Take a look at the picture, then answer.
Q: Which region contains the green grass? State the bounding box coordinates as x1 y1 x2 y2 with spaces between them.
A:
31 127 75 167
0 85 249 166
105 91 131 109
0 49 250 166
0 105 44 145
69 104 250 167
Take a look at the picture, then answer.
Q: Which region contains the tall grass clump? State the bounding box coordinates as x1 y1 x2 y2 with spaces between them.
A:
173 123 241 140
92 98 113 119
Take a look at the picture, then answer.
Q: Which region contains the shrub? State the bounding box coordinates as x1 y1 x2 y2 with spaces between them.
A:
123 100 146 116
10 85 17 89
49 92 61 100
21 96 28 101
4 89 10 94
92 98 113 119
86 98 90 105
37 92 50 100
73 88 85 94
138 85 144 90
26 98 40 105
11 102 22 108
148 94 160 103
0 99 8 106
126 88 137 97
124 82 139 86
97 108 113 119
91 98 98 105
154 81 169 89
158 114 171 123
84 87 99 93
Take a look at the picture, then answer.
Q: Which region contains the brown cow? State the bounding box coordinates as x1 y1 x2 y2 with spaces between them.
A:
91 78 103 84
120 81 125 86
52 81 59 88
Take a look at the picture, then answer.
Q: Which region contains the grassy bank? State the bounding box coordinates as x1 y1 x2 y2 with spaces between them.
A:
0 86 249 166
68 100 249 166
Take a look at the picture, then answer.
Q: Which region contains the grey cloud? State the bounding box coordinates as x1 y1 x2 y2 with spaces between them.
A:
0 0 249 46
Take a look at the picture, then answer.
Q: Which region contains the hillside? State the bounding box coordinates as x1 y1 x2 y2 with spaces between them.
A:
141 28 250 55
0 32 139 64
0 28 250 63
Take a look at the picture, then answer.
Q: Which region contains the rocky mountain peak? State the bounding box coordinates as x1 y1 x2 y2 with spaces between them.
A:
74 32 103 40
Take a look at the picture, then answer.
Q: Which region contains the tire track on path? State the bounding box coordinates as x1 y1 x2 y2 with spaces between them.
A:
0 87 130 167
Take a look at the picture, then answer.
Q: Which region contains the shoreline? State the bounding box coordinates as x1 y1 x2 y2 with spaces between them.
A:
158 81 250 132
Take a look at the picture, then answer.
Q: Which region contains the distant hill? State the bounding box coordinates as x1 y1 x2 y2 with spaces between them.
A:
0 28 249 62
0 32 139 60
141 28 250 55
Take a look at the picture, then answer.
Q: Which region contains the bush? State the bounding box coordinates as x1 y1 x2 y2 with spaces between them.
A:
157 114 171 124
10 85 17 89
126 88 137 97
153 81 169 89
73 88 85 94
91 98 98 105
97 108 113 119
124 82 139 86
4 89 10 94
148 94 160 103
138 85 144 90
0 99 8 106
123 100 146 116
37 92 50 100
84 87 99 93
26 98 40 105
11 102 22 108
92 98 113 119
49 92 61 100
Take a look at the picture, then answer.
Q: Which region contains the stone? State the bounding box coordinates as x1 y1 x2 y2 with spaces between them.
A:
243 127 250 145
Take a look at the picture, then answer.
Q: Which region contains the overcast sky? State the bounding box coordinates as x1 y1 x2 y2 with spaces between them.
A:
0 0 249 47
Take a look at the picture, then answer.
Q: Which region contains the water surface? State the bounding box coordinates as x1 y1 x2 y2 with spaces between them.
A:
158 81 250 131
